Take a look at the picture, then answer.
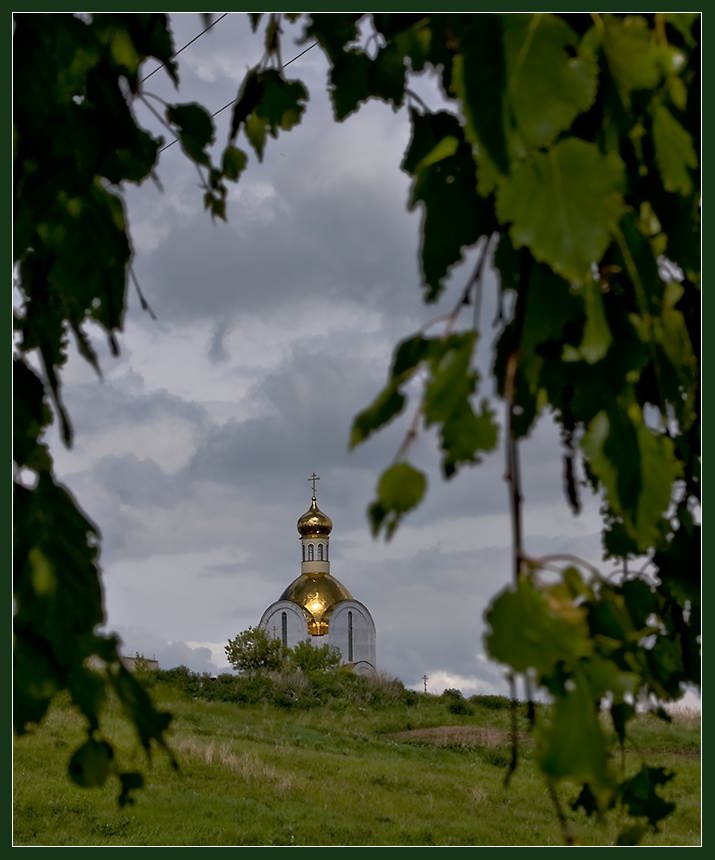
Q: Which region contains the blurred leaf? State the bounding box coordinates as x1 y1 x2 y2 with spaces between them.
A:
582 408 681 549
496 138 625 282
69 739 112 788
616 824 647 845
599 15 661 101
350 384 406 449
118 772 145 808
303 13 362 62
486 577 592 676
403 110 494 300
536 671 612 790
452 16 509 174
245 114 267 161
611 701 636 747
166 103 215 165
563 280 612 364
620 766 675 828
221 145 248 182
371 463 427 539
503 14 598 148
329 50 371 120
652 104 698 196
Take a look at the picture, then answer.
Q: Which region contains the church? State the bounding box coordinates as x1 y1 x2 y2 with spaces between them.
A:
259 474 376 674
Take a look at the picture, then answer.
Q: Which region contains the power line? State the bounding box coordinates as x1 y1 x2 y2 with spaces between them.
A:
157 42 318 155
141 12 229 84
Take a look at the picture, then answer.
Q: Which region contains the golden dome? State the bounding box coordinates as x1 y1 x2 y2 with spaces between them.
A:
297 498 333 536
281 573 351 635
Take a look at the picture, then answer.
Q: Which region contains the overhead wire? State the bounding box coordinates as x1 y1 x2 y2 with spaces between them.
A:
155 42 318 155
140 12 229 83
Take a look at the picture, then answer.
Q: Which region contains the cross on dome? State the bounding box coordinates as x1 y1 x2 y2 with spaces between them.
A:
308 471 320 499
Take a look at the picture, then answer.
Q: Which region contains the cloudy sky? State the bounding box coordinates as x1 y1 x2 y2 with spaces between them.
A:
46 13 616 695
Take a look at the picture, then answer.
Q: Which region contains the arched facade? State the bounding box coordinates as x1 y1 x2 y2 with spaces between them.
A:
258 478 376 671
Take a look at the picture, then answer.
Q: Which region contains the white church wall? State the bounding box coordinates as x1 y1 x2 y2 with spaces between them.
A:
259 600 308 649
328 601 376 668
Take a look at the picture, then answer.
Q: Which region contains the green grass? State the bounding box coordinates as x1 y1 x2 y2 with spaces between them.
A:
13 682 700 846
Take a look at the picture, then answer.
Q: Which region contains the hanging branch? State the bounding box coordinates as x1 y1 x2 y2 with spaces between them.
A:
391 235 494 465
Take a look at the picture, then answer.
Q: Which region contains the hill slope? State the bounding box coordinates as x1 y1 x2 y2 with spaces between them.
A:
13 676 700 846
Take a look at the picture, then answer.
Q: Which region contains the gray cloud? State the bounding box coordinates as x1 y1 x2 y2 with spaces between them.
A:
42 13 617 695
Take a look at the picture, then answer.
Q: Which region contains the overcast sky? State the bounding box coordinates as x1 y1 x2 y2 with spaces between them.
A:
47 13 621 696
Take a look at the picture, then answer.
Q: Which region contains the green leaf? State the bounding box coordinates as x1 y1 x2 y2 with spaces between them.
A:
664 13 698 47
166 103 215 166
369 42 407 109
611 701 636 748
68 739 112 787
350 384 406 449
371 463 428 538
485 577 592 677
421 333 498 476
248 13 263 33
439 399 499 478
503 14 598 149
599 15 661 100
413 136 459 173
620 766 675 828
378 463 427 514
221 145 248 182
563 280 612 364
582 408 681 549
245 114 267 161
390 334 431 379
230 69 265 140
536 672 612 789
580 653 639 701
423 333 478 425
652 104 698 196
255 70 309 134
329 50 371 120
403 110 494 300
303 13 362 62
13 359 52 470
496 138 625 282
453 16 509 174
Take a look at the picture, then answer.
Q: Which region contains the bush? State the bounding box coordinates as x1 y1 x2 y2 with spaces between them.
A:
147 664 419 712
468 694 511 710
442 688 464 700
447 698 474 715
290 640 342 672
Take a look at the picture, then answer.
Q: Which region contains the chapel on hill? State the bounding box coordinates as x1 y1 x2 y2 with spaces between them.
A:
259 473 376 674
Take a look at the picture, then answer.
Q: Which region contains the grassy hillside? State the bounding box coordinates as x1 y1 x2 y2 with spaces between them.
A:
13 671 700 846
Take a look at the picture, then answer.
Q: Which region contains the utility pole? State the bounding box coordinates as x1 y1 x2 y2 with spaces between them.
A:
422 674 428 693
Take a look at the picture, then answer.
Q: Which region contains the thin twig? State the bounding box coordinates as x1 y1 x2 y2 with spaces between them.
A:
140 94 209 191
504 673 519 788
472 235 492 332
547 781 574 846
502 251 531 790
129 268 157 321
528 553 602 579
405 87 431 113
141 90 170 107
393 402 423 465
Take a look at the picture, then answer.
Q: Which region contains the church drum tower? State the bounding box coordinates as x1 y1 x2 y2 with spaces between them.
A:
259 474 376 673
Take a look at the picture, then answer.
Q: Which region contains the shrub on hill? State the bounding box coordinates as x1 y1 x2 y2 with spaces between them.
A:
150 665 418 711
